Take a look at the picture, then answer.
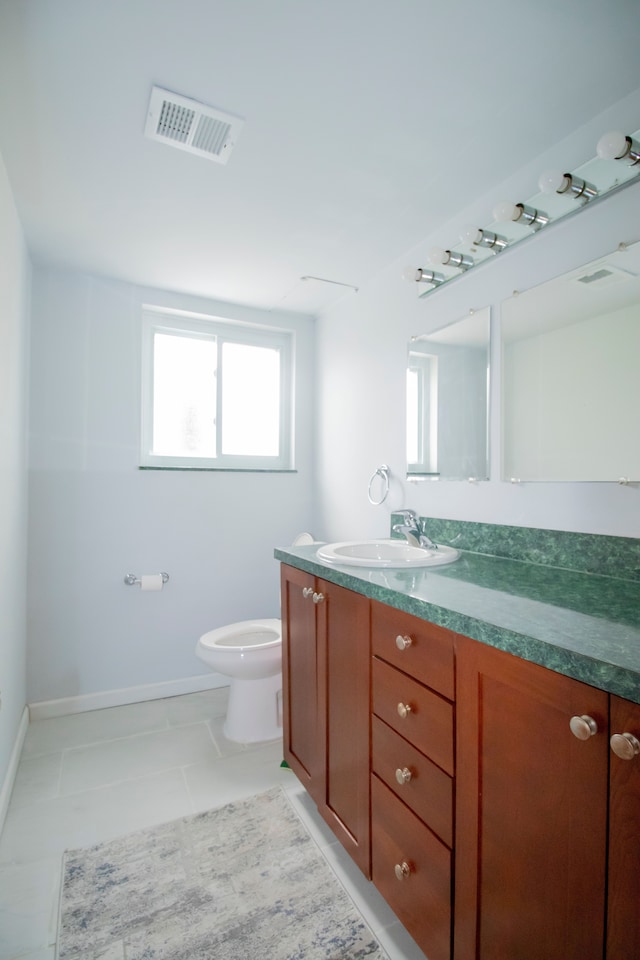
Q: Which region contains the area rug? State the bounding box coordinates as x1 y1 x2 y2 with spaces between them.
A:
57 787 388 959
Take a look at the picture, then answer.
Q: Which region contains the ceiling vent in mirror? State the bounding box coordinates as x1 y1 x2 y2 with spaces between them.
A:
144 86 244 164
571 263 635 288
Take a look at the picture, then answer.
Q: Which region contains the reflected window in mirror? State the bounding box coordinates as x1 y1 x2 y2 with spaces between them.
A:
407 352 438 471
502 242 640 482
407 306 490 481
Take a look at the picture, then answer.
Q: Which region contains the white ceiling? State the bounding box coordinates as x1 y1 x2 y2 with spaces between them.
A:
1 0 639 315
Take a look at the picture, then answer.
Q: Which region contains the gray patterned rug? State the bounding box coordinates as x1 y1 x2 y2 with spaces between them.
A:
57 787 387 959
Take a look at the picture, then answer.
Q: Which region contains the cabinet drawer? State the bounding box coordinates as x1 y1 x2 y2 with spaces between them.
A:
371 601 454 700
372 714 452 847
372 657 454 776
372 774 452 960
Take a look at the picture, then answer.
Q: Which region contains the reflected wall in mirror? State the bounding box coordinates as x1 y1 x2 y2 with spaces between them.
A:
407 306 490 481
502 241 640 482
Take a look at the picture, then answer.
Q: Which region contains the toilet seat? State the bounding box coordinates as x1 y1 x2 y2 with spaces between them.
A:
199 618 281 651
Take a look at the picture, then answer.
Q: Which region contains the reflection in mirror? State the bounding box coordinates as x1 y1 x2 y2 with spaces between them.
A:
502 241 640 481
407 306 490 481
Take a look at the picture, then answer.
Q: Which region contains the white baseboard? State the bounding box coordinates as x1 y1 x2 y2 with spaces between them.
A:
0 705 29 835
29 672 229 721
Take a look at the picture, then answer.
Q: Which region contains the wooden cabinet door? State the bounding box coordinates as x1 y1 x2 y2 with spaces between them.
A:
281 566 371 876
607 695 640 959
280 564 323 804
320 578 371 876
455 635 609 960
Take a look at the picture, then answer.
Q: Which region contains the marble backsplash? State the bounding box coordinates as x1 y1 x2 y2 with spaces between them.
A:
391 515 640 583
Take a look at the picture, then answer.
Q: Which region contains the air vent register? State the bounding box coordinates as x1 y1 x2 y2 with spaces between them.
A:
144 86 244 164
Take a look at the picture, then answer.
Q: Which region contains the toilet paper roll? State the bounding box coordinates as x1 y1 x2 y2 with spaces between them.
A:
140 574 164 592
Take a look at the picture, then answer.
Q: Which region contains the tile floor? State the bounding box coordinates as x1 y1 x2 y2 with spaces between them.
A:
0 688 426 960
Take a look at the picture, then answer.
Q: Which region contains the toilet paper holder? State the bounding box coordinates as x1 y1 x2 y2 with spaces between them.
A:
124 572 170 586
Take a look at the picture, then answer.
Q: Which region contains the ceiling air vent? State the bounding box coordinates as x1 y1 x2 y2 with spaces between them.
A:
144 86 244 164
571 263 634 289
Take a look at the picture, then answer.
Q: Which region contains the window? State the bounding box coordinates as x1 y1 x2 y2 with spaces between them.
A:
141 308 294 470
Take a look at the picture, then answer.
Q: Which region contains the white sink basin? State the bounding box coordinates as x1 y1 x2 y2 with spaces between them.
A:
316 539 459 568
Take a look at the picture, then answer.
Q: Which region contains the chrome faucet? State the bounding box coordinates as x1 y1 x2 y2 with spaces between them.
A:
392 509 437 550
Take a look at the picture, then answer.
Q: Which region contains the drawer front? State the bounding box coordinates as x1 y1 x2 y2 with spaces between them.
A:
371 601 455 700
372 714 453 847
372 774 452 960
372 657 454 776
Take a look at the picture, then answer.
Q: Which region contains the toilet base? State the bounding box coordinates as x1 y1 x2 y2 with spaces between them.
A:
224 671 283 743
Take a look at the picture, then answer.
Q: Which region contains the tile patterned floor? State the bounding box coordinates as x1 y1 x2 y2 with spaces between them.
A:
0 688 426 960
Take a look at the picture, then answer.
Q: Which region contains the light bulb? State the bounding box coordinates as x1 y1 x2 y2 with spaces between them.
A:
538 170 570 194
597 130 629 161
402 266 421 282
460 225 483 245
402 267 444 286
427 246 448 266
492 200 520 223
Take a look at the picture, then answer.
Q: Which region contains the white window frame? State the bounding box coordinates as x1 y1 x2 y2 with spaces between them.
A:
141 307 294 470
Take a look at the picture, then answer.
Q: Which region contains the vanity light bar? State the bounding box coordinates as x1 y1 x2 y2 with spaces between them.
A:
405 126 640 298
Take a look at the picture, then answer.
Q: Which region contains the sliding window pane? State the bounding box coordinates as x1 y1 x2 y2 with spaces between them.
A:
152 333 217 457
221 342 280 456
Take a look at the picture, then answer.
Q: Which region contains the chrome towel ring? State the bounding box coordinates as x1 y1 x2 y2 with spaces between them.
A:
368 464 390 505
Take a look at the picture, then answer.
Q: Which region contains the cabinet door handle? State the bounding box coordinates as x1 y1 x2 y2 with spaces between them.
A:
394 861 411 881
395 766 412 785
397 702 412 719
610 732 640 760
395 634 412 651
312 592 325 604
569 715 598 740
302 587 313 598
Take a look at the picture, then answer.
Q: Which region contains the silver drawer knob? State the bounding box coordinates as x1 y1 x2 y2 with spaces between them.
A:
397 702 412 719
394 861 411 881
395 767 412 785
395 634 412 651
610 732 640 760
569 715 598 740
302 586 313 598
312 592 324 604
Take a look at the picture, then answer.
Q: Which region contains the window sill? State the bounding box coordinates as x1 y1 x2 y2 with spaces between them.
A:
138 466 298 473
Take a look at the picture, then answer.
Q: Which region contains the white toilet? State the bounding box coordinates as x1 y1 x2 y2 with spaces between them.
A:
195 618 282 743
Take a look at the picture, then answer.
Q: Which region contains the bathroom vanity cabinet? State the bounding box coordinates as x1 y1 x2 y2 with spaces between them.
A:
279 561 640 960
280 564 371 876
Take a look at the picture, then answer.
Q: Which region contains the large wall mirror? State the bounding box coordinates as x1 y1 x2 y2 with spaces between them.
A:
407 306 490 481
502 241 640 482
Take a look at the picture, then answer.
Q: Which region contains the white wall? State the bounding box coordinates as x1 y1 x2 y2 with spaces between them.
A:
316 93 640 542
0 152 30 794
27 270 316 704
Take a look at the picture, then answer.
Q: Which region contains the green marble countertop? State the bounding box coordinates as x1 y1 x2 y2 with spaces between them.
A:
274 544 640 704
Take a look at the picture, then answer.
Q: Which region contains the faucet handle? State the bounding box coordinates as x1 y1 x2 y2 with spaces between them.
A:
396 508 417 522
